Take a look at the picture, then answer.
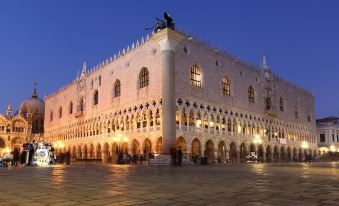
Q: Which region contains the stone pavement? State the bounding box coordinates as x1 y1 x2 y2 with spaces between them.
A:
0 163 339 206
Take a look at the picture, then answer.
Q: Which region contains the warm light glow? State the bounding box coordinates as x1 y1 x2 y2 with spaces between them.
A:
330 145 336 152
274 132 278 136
237 125 241 133
253 135 262 144
301 141 309 149
195 120 201 128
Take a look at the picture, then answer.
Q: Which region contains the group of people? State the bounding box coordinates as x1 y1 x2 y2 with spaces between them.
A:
114 151 155 165
0 141 56 167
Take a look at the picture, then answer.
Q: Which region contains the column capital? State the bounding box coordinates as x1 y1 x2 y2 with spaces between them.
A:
151 28 186 52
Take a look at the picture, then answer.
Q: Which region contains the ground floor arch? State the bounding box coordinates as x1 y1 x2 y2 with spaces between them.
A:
266 145 272 163
204 140 215 163
191 138 202 157
239 143 247 162
0 137 5 149
155 137 163 154
217 141 226 163
176 137 187 154
229 142 237 163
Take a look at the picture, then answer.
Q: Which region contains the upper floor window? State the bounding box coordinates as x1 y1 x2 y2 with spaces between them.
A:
265 97 272 110
222 76 231 96
248 86 255 103
93 90 99 105
139 67 149 89
114 80 121 97
58 107 62 118
79 97 84 112
50 111 53 121
98 75 102 86
320 134 325 142
279 97 284 111
69 102 73 114
190 64 202 87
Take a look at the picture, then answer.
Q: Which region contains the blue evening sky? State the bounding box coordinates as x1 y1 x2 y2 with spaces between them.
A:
0 0 338 118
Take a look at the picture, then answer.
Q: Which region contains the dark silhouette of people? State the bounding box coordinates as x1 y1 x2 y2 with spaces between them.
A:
177 147 183 167
13 148 20 167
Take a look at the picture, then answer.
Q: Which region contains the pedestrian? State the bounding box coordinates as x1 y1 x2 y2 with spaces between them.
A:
139 154 143 165
170 148 177 166
13 148 20 167
177 147 183 167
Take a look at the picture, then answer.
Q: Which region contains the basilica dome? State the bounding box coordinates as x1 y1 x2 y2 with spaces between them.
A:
19 87 45 115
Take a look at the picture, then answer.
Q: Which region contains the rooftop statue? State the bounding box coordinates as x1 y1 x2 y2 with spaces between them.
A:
146 11 175 33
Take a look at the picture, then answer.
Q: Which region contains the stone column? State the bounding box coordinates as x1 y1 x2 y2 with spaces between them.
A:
151 28 185 154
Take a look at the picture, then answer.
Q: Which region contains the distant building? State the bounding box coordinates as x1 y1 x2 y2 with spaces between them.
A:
316 117 339 153
0 85 44 152
44 28 317 163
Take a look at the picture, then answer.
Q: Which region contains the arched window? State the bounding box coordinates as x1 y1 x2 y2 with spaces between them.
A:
114 80 121 97
222 76 231 96
279 97 284 111
265 97 272 110
139 67 149 89
248 86 255 103
98 75 102 86
79 97 84 112
93 90 99 105
69 102 73 114
190 64 202 87
50 111 53 121
58 107 62 118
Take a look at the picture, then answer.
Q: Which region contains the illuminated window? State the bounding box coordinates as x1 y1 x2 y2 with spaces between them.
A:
222 76 231 96
190 64 202 87
248 86 255 103
139 67 149 89
114 80 121 97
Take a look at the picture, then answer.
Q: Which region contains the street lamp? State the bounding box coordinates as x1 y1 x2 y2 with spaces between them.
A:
301 141 309 149
330 145 336 153
253 134 262 159
113 133 128 154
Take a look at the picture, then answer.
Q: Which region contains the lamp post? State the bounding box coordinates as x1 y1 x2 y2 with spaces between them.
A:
113 133 128 155
253 134 262 161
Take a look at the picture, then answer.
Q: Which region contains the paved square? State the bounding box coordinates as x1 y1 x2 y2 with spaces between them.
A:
0 163 339 206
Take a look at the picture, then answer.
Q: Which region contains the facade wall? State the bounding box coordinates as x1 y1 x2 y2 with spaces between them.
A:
44 29 318 163
317 120 339 153
0 114 30 152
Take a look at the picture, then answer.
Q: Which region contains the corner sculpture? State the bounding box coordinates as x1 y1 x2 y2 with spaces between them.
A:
146 11 175 33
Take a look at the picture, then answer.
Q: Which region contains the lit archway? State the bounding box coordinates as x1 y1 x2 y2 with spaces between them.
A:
217 141 226 163
191 138 201 156
239 143 247 162
205 140 215 163
176 137 187 154
155 137 163 154
229 142 237 163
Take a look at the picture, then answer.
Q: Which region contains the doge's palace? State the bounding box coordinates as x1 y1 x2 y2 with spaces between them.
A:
44 28 317 163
